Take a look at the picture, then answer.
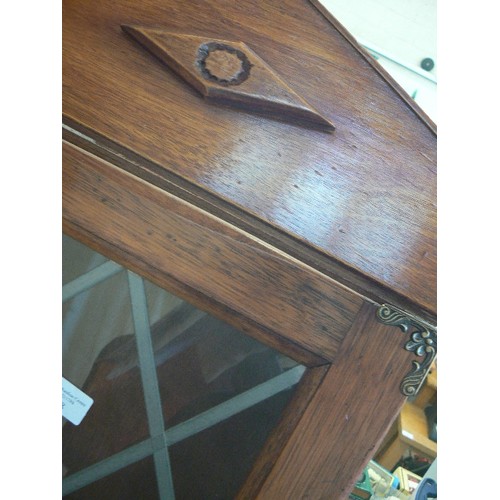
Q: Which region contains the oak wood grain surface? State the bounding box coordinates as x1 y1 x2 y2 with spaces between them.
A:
62 0 437 320
237 364 329 499
63 141 364 365
255 301 415 500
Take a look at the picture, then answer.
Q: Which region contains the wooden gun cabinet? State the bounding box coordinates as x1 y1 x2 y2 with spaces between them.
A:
62 0 437 498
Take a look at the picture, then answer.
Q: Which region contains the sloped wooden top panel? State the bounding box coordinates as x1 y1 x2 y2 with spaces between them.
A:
63 0 437 318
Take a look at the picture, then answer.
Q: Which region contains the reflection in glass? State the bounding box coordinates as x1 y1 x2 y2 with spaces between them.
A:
64 456 158 500
62 236 304 499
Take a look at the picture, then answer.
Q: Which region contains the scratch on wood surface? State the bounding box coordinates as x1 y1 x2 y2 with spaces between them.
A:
419 151 432 162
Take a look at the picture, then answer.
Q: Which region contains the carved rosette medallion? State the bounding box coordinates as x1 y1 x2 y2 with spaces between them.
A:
376 304 437 397
196 42 252 86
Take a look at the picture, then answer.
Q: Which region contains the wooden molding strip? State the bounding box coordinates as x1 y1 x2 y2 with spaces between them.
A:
255 301 415 499
63 122 437 327
63 140 364 366
237 364 329 499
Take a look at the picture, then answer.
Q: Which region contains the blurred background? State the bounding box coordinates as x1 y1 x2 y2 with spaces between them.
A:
320 0 436 123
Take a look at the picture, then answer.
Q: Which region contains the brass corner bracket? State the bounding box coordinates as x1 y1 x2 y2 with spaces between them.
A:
376 304 437 397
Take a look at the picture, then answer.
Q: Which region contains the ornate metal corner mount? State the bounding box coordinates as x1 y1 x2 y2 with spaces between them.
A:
376 304 437 397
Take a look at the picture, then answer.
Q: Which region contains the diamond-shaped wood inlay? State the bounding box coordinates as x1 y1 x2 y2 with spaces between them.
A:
122 26 335 132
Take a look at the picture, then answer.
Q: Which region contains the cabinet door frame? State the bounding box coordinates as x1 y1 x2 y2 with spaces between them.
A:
63 138 434 499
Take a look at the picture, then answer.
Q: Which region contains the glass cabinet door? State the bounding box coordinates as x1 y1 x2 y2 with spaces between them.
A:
62 235 305 499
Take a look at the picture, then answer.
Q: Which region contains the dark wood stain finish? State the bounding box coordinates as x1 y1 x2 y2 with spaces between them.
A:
237 364 329 499
121 26 335 131
255 302 415 499
63 141 363 365
63 0 437 497
63 0 437 320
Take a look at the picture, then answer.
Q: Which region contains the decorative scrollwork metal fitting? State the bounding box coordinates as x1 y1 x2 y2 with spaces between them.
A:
376 304 437 397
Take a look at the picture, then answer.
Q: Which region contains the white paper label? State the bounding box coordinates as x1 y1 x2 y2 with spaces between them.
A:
62 377 93 425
